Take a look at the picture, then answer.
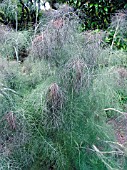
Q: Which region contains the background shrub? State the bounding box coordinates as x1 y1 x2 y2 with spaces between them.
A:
0 29 30 61
0 0 43 30
104 10 127 51
68 0 127 30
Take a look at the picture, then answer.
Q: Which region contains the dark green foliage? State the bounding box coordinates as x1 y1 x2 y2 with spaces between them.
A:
0 0 43 30
104 10 127 51
105 30 127 51
68 0 127 30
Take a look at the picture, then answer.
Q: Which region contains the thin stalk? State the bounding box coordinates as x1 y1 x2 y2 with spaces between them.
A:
15 3 19 62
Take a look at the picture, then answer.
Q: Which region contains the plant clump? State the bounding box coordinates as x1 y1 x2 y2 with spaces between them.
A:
31 12 78 64
45 83 64 129
60 58 87 93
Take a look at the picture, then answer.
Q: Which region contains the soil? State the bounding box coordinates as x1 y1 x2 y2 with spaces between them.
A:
108 115 127 144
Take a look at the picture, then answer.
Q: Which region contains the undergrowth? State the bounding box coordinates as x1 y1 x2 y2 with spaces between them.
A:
0 11 127 170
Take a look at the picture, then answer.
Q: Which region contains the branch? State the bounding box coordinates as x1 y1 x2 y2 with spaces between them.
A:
104 108 127 115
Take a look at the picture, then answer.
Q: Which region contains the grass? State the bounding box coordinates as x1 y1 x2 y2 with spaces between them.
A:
0 11 127 170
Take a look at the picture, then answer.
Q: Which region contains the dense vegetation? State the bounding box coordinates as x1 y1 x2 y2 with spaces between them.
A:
68 0 127 29
0 1 127 170
0 0 127 30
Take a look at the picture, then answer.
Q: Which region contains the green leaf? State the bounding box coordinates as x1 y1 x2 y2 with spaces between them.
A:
104 7 108 12
124 4 127 9
94 4 98 8
74 0 77 5
90 3 93 8
105 37 110 43
78 1 81 7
